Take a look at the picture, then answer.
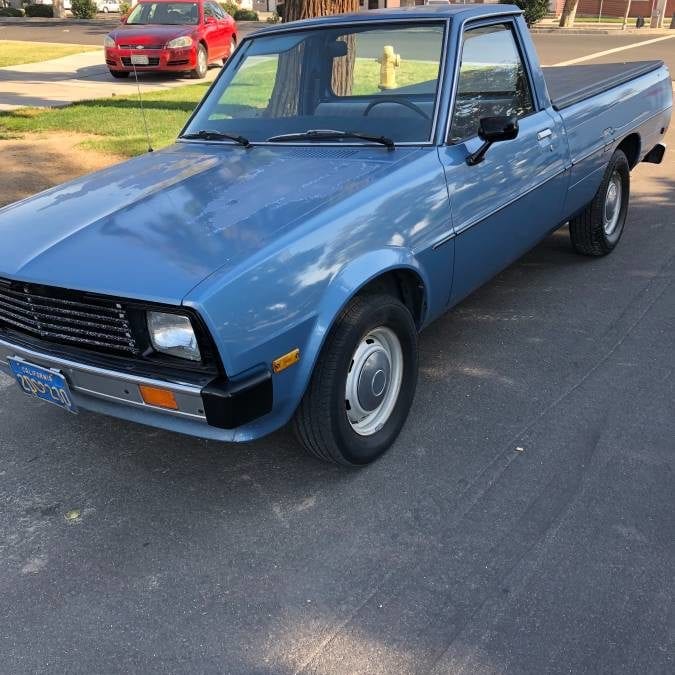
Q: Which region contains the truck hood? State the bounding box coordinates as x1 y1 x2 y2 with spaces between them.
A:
0 143 415 305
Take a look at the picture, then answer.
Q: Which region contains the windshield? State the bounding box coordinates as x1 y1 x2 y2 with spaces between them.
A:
183 23 446 145
126 2 198 25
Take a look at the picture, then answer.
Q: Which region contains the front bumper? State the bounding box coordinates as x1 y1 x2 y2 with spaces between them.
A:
0 337 272 440
105 46 197 72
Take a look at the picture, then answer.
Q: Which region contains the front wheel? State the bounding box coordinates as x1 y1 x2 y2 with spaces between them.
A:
293 293 418 466
190 44 208 79
569 149 630 256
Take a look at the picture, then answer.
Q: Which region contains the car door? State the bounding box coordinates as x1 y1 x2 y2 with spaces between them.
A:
202 2 224 59
438 20 568 306
212 2 235 58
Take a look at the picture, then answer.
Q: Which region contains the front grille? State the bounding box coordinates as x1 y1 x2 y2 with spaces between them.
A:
121 57 160 67
119 44 163 50
167 59 189 66
0 279 139 356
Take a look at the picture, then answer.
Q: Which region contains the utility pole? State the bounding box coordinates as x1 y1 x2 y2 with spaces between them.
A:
622 0 632 29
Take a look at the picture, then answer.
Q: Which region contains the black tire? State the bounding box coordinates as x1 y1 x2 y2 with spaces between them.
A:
569 149 630 256
191 44 208 79
223 36 236 64
109 70 130 79
293 293 418 466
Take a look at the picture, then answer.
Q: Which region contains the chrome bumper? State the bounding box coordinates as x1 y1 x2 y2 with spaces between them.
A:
0 337 207 423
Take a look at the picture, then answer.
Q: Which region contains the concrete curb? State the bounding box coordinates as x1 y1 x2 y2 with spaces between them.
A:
531 27 673 35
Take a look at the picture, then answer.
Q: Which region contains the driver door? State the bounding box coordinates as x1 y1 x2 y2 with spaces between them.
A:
439 20 567 305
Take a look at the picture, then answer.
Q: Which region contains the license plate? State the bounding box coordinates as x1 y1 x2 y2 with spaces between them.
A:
8 358 77 413
131 54 149 65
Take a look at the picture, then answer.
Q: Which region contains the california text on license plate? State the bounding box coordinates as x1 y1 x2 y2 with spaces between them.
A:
8 358 77 413
131 54 149 65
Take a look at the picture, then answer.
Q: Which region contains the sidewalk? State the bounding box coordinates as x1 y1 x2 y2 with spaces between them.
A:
532 17 674 34
0 50 219 110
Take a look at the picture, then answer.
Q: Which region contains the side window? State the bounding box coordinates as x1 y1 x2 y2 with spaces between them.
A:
449 23 534 144
211 3 225 19
204 3 216 19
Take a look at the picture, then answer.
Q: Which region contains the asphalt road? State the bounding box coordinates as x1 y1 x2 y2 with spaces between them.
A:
1 23 674 675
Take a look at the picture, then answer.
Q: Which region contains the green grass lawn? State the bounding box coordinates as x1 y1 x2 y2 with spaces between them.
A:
0 40 98 67
0 83 211 157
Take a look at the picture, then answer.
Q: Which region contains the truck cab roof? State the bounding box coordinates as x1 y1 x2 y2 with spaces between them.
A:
254 4 522 35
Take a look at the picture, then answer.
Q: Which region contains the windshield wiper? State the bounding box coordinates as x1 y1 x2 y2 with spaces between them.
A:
180 129 251 147
267 129 395 150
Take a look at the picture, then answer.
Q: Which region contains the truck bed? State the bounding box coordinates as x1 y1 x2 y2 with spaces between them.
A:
542 60 664 111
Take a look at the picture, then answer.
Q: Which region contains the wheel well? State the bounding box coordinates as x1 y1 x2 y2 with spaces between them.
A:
355 270 426 328
617 133 641 169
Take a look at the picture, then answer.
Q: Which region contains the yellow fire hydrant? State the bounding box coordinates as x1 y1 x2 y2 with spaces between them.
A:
377 45 401 90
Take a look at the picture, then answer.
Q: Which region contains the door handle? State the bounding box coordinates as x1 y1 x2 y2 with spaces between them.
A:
537 128 553 141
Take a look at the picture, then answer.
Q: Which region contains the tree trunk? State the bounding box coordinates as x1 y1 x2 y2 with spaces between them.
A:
558 0 580 27
53 0 66 19
622 0 633 29
267 0 359 116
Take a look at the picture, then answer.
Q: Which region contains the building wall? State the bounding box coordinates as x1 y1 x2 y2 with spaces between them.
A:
551 0 675 19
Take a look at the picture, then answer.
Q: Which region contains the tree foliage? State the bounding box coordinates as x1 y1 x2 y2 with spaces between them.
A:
70 0 97 19
514 0 549 27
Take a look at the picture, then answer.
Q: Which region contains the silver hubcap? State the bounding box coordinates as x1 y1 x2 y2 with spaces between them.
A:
198 49 207 72
603 172 622 236
346 327 403 436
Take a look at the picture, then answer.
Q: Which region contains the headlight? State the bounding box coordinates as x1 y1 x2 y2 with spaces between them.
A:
147 311 201 362
104 35 116 49
166 36 193 49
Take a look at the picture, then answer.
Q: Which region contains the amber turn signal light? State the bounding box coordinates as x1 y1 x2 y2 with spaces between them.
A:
139 385 179 410
272 348 300 374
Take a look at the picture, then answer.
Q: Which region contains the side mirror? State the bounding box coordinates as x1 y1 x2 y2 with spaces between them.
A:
205 16 216 24
466 115 519 166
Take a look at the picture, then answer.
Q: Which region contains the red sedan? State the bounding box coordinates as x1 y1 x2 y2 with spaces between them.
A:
104 0 237 80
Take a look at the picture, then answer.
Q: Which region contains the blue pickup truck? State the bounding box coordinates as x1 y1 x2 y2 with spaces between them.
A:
0 5 671 465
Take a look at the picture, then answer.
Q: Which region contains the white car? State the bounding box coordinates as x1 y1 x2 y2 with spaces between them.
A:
96 0 120 12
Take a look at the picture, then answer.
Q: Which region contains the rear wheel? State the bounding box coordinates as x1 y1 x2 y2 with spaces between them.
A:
569 149 630 256
293 293 418 466
109 70 129 79
191 44 208 79
223 36 236 64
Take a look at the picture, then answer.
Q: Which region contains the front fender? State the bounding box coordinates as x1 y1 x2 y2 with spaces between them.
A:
186 249 427 441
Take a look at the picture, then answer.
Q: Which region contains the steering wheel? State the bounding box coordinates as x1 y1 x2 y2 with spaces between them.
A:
363 96 431 121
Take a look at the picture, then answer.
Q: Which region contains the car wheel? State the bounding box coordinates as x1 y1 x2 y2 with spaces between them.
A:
191 43 208 79
223 36 236 64
103 6 108 12
293 293 418 466
109 70 130 79
569 149 630 256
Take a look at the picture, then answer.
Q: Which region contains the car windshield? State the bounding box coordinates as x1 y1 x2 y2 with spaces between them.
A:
126 2 198 25
183 22 446 145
